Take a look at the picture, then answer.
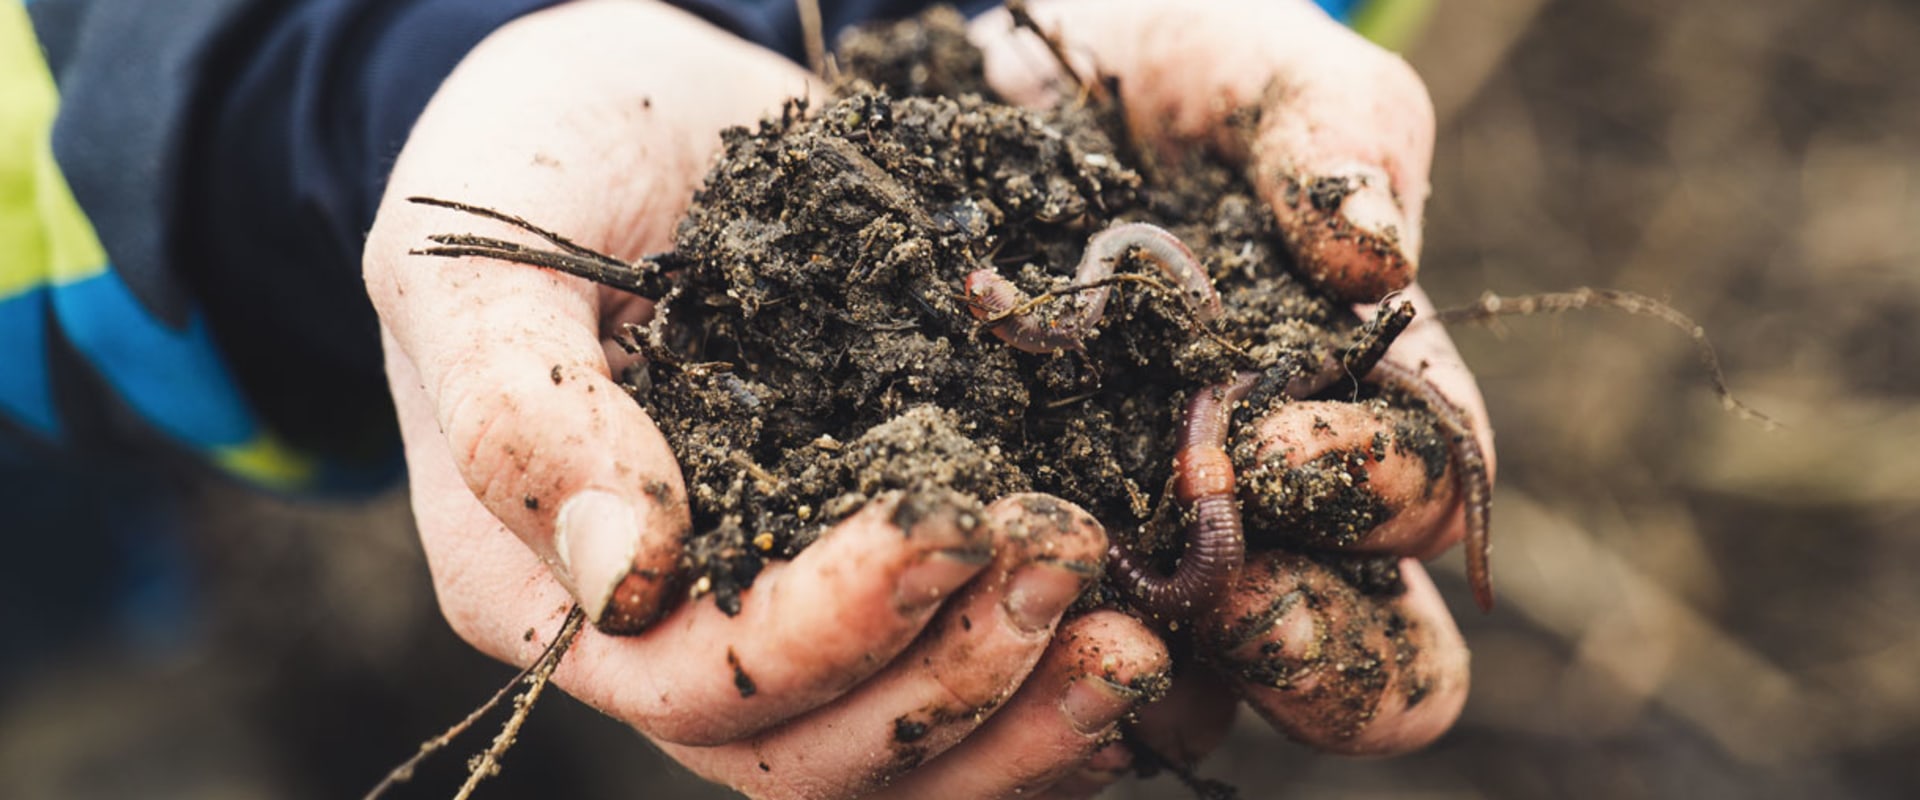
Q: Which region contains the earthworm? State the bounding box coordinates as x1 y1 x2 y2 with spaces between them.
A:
965 222 1221 353
1109 371 1259 619
1368 360 1495 611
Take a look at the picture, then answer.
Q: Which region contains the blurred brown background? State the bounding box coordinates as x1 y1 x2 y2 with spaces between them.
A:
4 0 1917 797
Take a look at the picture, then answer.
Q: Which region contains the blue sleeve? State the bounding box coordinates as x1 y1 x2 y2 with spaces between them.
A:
12 0 576 490
7 0 1366 490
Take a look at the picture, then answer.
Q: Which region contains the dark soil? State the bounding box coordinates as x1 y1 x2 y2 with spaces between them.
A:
635 9 1435 615
20 2 1920 799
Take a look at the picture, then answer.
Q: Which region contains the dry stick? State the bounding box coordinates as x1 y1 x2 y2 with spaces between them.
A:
1006 0 1109 105
410 197 607 260
795 0 827 79
407 196 674 300
363 606 586 800
452 607 588 800
1437 289 1779 430
1342 298 1416 378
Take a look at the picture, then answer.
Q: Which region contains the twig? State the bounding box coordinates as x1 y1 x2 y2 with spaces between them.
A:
796 0 827 79
1006 0 1108 105
362 606 586 800
1342 297 1415 378
1437 289 1778 429
453 607 587 800
408 196 675 300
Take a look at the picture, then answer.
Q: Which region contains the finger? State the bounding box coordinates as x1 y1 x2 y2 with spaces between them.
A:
570 491 998 746
1239 289 1493 560
659 494 1109 798
1203 552 1470 756
1240 399 1462 557
974 0 1436 301
390 340 1005 747
869 611 1171 799
362 1 818 631
1369 284 1498 567
373 235 689 631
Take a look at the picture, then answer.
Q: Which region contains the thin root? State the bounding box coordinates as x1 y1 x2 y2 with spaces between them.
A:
1006 0 1109 106
1438 289 1778 430
795 0 827 79
408 196 674 300
453 607 586 800
364 606 586 800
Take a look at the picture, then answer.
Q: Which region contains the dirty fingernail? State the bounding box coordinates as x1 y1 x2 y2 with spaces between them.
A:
1330 167 1405 243
894 546 992 614
1004 560 1092 633
1061 676 1143 736
555 490 641 623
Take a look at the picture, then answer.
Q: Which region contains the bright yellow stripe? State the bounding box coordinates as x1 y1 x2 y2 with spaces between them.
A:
1 2 108 299
1353 0 1435 51
213 434 319 490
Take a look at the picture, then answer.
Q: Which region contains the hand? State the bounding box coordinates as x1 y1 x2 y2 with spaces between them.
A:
364 2 1168 797
969 0 1494 783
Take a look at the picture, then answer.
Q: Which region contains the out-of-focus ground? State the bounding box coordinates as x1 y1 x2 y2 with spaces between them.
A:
4 0 1917 797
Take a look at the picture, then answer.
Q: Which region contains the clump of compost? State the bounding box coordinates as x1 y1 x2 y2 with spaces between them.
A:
628 9 1439 614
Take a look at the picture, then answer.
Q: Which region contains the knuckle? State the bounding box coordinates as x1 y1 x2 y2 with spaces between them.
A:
925 650 1022 722
440 376 527 504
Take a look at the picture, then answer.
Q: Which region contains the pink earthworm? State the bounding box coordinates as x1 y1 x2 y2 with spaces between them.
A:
1108 371 1259 619
1368 359 1494 611
1106 348 1391 620
965 222 1222 353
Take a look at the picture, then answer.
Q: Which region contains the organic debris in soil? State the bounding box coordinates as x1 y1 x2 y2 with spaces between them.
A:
628 9 1431 614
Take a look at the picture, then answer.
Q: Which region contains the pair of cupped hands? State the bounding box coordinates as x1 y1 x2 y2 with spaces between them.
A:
363 1 1495 797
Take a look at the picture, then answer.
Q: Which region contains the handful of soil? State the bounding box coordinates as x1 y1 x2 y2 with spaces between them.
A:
631 11 1447 616
412 8 1466 621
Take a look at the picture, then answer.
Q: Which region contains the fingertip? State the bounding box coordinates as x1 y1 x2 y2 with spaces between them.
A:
554 490 643 625
861 611 1166 800
985 493 1110 567
1367 559 1472 752
982 495 1111 638
1241 400 1459 556
1057 611 1172 697
1242 24 1435 304
1207 553 1470 756
428 339 693 632
1263 166 1418 302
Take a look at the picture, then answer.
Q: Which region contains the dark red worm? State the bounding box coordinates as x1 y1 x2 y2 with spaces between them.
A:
965 222 1221 353
1369 360 1495 612
1107 353 1353 620
1107 371 1259 619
